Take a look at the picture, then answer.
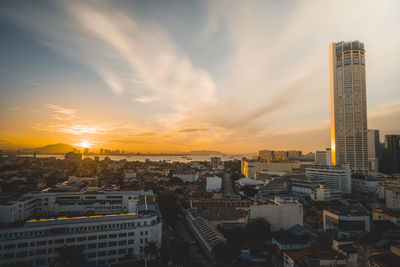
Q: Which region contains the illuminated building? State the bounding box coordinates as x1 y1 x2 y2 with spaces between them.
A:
329 41 368 174
0 190 162 265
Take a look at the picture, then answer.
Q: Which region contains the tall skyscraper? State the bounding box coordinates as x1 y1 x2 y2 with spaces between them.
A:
329 41 368 174
381 135 400 174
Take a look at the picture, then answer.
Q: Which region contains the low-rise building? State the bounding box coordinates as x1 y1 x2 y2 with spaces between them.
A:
241 158 300 178
323 206 370 239
206 175 222 192
250 196 303 231
283 246 347 267
173 170 199 183
311 185 342 201
369 245 400 267
352 177 381 196
186 212 226 258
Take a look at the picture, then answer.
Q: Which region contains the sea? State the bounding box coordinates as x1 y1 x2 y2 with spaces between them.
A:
17 154 253 162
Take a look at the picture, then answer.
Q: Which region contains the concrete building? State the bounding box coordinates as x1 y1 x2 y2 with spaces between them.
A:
315 150 327 166
0 189 155 223
306 165 352 194
173 170 199 183
206 175 222 192
381 135 400 174
352 177 381 196
258 150 274 161
210 157 223 170
368 245 400 267
290 177 322 197
329 41 368 174
250 196 303 231
368 129 380 172
311 185 343 201
323 207 370 239
0 190 162 266
284 246 348 267
241 158 300 178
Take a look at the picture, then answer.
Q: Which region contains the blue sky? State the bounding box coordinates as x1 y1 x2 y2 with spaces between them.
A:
0 0 400 153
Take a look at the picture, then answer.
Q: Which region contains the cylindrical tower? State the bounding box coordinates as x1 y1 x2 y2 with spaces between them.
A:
329 41 368 174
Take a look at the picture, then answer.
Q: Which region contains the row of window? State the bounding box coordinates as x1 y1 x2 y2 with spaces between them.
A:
1 230 151 250
1 219 155 240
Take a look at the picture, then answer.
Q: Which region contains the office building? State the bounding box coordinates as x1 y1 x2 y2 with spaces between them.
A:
381 135 400 174
315 150 327 165
0 190 162 266
368 129 380 171
329 41 368 174
241 158 300 178
306 165 351 194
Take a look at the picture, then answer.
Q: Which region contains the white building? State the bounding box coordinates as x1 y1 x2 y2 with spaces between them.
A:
352 178 380 195
173 170 199 183
0 190 162 266
311 185 342 201
306 165 351 194
250 196 303 231
0 189 154 223
206 176 222 192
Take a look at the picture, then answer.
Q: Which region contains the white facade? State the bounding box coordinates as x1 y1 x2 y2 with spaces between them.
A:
206 176 222 192
386 187 400 210
0 191 162 266
352 178 380 195
250 197 303 231
311 185 342 201
306 165 352 194
173 171 199 183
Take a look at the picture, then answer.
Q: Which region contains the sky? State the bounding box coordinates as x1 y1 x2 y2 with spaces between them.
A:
0 0 400 154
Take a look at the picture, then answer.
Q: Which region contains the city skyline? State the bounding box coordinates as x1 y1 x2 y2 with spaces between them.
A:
1 0 400 154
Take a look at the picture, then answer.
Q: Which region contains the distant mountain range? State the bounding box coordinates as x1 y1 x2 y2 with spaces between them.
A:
0 143 228 156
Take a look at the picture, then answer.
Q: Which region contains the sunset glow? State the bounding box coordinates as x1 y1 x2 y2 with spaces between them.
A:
0 0 400 153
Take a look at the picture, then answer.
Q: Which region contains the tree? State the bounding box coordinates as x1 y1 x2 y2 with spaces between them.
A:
224 226 246 257
170 239 190 265
212 242 229 261
246 218 271 254
144 242 158 260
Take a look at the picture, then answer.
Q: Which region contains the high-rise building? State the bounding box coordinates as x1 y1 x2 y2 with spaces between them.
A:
381 135 400 174
367 129 380 171
329 41 368 174
315 150 327 165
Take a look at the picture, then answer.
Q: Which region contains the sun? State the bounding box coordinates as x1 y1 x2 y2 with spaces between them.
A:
76 140 91 148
